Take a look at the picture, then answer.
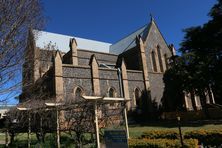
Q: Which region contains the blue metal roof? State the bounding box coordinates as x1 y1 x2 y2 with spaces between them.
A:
109 24 150 54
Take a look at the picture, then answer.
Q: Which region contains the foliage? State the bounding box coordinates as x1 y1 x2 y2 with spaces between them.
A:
138 129 222 146
62 99 95 147
179 0 222 95
4 99 58 145
162 0 222 110
130 90 162 121
128 138 198 148
141 130 179 139
184 129 222 146
161 60 187 111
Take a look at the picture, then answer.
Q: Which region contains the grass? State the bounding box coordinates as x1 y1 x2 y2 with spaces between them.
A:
0 123 222 146
0 133 5 141
0 132 86 148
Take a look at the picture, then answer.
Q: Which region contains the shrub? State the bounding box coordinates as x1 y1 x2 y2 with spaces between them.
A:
184 129 222 146
128 138 198 148
141 130 179 139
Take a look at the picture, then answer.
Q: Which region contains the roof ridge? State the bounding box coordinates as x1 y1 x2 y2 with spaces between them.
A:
111 24 148 46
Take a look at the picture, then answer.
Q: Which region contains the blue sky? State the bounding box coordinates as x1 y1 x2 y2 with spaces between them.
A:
43 0 216 50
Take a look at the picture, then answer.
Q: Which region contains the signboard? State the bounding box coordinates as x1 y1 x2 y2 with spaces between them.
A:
104 129 128 148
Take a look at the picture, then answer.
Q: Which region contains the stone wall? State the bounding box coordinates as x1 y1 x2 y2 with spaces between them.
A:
99 79 121 97
127 70 145 107
99 68 120 97
144 21 172 104
78 49 118 65
127 70 143 81
148 72 164 104
63 65 91 78
62 65 93 101
144 21 172 71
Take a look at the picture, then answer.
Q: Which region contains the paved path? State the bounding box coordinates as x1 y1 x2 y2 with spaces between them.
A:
0 140 5 144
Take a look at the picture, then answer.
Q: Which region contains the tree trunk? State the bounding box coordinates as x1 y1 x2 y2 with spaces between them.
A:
76 132 82 148
200 92 210 119
9 132 15 144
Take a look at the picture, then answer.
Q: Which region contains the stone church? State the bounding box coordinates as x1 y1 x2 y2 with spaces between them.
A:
20 18 215 112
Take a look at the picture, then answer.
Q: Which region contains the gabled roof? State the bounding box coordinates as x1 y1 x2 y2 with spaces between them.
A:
109 23 151 54
109 18 170 55
33 30 112 53
32 18 168 55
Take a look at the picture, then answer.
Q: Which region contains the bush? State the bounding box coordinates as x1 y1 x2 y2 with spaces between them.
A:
140 129 222 146
141 130 179 139
128 138 198 148
184 129 222 146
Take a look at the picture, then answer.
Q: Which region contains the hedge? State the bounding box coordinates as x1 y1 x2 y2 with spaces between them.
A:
141 130 179 139
128 138 198 148
140 129 222 146
184 129 222 146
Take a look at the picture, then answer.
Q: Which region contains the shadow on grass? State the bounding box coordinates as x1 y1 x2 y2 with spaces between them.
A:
129 119 222 128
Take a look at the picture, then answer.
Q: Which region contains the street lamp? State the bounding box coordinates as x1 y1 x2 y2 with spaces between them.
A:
177 116 184 148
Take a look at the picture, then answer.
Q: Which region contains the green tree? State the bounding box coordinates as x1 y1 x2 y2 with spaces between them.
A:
179 0 222 102
162 0 222 111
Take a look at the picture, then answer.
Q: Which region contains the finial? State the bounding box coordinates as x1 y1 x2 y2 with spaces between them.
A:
150 13 154 21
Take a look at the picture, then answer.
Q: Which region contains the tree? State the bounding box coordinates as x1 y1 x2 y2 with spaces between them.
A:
161 56 186 111
181 0 222 91
62 96 126 147
163 0 222 110
0 0 45 102
5 99 57 146
63 99 95 147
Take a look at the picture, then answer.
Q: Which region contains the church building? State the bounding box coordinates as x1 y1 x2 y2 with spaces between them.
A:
20 18 214 113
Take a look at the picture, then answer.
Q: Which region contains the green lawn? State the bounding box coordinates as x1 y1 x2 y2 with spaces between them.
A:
0 123 222 146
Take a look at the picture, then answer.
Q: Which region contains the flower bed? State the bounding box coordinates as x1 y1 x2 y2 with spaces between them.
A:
184 129 222 146
141 130 179 139
128 138 198 148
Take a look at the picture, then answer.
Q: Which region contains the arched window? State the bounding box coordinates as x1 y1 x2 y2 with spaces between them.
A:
74 87 83 100
108 87 116 106
108 87 116 97
157 46 164 72
66 86 83 119
134 88 141 106
164 54 168 70
151 51 157 72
